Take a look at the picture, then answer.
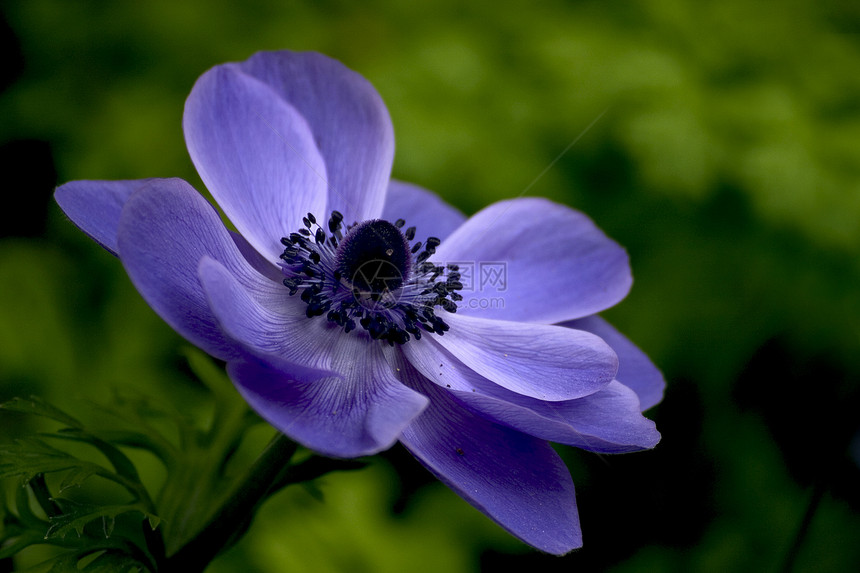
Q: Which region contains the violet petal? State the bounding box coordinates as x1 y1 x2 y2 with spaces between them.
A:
54 178 156 256
184 63 328 261
227 348 428 459
229 230 283 283
197 255 335 372
239 50 394 222
393 354 582 554
434 198 632 323
408 313 616 401
425 355 656 453
381 180 466 244
405 339 658 451
116 178 264 361
563 315 666 411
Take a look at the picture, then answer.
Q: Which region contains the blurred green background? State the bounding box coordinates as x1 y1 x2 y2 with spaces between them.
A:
2 0 859 571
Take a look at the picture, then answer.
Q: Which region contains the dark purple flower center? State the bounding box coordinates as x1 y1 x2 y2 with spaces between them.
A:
336 219 410 293
279 211 462 345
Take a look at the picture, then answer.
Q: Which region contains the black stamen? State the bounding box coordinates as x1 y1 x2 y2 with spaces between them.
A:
328 210 344 233
279 211 461 345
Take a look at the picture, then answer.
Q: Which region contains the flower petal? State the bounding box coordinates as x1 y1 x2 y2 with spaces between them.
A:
381 180 466 244
391 354 581 554
405 340 659 452
229 231 283 283
54 179 155 256
239 50 395 222
563 315 666 411
227 345 428 459
406 313 616 401
184 63 328 261
198 256 428 458
197 255 334 371
116 178 265 361
434 198 632 323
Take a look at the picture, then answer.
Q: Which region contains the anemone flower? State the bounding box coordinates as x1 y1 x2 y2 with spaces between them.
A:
55 50 663 554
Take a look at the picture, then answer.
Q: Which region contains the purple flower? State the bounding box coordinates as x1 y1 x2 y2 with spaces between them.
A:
55 50 663 554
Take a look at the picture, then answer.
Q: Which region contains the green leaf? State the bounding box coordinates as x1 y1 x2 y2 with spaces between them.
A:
44 553 92 573
20 550 149 573
47 429 143 485
78 549 149 572
0 530 46 560
0 396 83 429
0 438 106 484
46 498 160 540
57 464 100 493
81 397 179 468
12 479 49 529
0 436 156 512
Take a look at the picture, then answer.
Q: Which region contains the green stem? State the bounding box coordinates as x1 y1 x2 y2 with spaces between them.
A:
779 478 826 573
163 434 298 572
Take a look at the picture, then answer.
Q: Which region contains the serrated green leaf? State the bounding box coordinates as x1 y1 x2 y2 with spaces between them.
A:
0 396 82 429
46 498 159 540
84 394 181 466
87 429 175 467
101 514 115 538
0 436 154 510
0 438 105 483
47 429 143 484
57 464 100 493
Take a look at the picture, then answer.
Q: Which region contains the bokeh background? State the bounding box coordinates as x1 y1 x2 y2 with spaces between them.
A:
2 0 860 571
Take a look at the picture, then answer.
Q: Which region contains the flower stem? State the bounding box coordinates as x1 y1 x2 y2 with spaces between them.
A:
163 433 298 572
779 477 826 573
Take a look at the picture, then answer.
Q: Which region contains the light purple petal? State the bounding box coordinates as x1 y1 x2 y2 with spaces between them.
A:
460 381 659 453
380 180 466 244
54 178 156 256
116 178 269 361
198 256 428 457
229 231 283 283
391 353 581 554
239 51 395 222
184 63 328 262
407 313 616 401
564 315 665 411
405 340 659 452
433 198 632 323
227 345 428 459
197 256 335 372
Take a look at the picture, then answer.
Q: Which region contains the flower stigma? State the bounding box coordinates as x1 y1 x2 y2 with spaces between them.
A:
279 211 463 345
